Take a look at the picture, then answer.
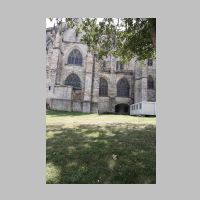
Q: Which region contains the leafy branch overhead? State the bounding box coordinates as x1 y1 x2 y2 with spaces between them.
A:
49 18 156 62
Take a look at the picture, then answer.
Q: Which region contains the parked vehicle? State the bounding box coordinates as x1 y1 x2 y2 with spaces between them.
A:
130 101 156 116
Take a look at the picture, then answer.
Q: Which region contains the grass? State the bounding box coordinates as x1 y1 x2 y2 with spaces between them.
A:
46 110 156 184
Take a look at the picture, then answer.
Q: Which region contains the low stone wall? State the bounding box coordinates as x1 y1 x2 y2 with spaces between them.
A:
50 98 72 111
98 97 111 113
72 101 82 112
82 101 91 113
91 102 98 113
53 85 72 100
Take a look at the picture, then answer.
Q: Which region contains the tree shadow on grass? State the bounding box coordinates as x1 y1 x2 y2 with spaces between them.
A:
46 124 156 184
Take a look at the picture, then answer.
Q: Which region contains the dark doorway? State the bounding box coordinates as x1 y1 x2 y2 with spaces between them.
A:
46 103 50 110
115 104 129 115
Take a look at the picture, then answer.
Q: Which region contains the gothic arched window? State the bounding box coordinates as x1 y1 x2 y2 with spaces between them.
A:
67 49 83 65
117 78 129 97
148 75 154 89
65 73 81 89
99 78 108 96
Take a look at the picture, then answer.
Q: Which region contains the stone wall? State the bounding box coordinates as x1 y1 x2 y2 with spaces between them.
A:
147 61 156 102
91 102 98 113
46 26 156 113
72 101 82 112
82 101 91 113
53 85 72 100
148 89 156 102
51 99 72 111
98 97 111 113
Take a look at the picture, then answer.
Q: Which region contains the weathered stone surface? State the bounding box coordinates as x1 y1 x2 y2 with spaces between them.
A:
98 97 110 113
51 99 72 111
82 101 91 113
46 25 156 113
72 101 82 112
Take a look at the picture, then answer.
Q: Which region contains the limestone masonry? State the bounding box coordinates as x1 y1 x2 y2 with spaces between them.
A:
46 23 156 114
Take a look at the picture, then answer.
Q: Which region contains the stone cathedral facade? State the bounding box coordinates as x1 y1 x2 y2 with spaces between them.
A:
46 24 156 114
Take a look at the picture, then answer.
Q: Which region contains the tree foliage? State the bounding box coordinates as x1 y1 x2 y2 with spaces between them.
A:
48 18 156 62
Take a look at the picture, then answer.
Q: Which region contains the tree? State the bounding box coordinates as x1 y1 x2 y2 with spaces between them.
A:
48 18 156 62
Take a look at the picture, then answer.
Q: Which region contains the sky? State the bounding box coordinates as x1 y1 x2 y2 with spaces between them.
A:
46 18 105 28
46 18 59 28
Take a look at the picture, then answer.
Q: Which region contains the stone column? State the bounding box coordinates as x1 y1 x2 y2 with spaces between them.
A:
134 61 148 103
109 56 117 98
141 62 148 102
55 52 63 85
91 58 100 113
82 53 93 113
48 31 62 96
134 61 141 103
109 56 117 112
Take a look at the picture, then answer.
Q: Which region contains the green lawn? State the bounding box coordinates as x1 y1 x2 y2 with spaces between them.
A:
46 110 156 184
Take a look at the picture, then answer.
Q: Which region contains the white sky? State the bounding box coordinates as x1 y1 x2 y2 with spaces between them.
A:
46 18 105 28
46 18 59 28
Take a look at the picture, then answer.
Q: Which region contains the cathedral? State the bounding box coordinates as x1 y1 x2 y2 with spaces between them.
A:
46 23 156 114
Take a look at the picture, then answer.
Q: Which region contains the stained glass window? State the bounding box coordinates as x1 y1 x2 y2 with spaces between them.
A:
99 78 108 96
117 78 129 97
68 49 83 65
65 73 81 89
